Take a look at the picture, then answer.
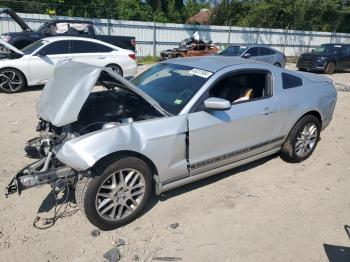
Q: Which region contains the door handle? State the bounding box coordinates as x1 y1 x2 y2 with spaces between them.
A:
98 57 106 59
63 57 72 61
261 108 277 115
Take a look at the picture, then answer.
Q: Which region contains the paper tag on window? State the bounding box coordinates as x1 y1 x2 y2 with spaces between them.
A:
189 68 213 78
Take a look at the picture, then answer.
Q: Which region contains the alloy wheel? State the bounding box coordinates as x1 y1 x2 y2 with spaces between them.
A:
0 70 23 93
107 65 122 75
95 168 146 221
295 123 318 157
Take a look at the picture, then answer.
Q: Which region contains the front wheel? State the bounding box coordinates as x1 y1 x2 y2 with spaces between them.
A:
280 115 321 163
75 157 152 230
0 68 26 93
324 61 336 74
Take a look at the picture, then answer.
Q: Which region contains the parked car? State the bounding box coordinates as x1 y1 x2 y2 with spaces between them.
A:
6 57 336 230
0 8 136 51
0 36 137 93
297 43 350 74
217 44 286 68
160 33 219 60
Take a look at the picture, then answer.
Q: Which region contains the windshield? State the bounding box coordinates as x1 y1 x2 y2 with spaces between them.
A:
131 63 212 115
21 40 46 54
217 46 247 56
313 44 343 54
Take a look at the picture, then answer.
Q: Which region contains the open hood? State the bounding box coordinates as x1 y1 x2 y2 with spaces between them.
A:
0 8 32 32
0 38 24 56
37 61 169 127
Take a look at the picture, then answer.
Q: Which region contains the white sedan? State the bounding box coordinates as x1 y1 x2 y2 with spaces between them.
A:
0 36 137 93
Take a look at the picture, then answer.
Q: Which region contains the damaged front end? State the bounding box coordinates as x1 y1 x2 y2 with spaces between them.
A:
5 121 78 197
5 60 167 198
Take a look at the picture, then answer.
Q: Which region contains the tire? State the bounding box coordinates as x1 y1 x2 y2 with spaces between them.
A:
280 115 321 163
274 62 281 67
0 68 26 93
324 61 336 74
106 64 123 76
75 156 152 230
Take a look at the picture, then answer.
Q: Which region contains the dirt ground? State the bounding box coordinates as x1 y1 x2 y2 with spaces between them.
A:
0 64 350 262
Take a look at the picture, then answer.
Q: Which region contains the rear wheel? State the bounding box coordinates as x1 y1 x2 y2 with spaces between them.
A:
274 62 281 67
324 61 336 74
106 64 123 76
0 68 26 93
280 115 321 163
75 157 152 230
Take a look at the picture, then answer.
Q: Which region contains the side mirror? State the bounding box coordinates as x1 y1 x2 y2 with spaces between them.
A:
37 51 46 57
204 97 231 111
311 49 315 53
243 53 251 58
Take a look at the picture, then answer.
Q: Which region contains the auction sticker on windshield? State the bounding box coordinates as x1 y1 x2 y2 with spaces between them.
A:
189 68 213 78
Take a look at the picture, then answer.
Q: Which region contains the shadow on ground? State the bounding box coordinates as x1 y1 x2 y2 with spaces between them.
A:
35 154 277 229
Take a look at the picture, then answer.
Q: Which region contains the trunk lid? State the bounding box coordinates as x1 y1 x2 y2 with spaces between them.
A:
37 61 169 127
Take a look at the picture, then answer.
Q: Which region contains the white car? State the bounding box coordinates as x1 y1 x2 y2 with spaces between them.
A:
0 36 137 93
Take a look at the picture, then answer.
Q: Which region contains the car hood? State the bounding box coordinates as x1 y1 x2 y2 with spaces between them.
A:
37 61 169 127
0 38 24 56
300 52 335 58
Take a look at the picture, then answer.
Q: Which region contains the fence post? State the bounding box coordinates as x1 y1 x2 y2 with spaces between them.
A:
227 19 232 46
153 14 156 58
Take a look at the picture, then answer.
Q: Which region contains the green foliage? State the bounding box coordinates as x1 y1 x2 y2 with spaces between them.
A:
1 0 350 32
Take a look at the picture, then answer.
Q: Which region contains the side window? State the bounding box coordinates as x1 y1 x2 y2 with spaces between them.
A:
260 47 275 56
346 46 350 55
39 41 70 55
208 71 272 104
70 40 101 53
99 44 113 53
246 47 259 56
282 73 303 89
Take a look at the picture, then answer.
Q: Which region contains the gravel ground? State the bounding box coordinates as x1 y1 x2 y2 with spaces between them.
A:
0 63 350 262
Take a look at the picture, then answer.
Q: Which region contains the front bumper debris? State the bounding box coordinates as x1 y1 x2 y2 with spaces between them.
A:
5 158 74 197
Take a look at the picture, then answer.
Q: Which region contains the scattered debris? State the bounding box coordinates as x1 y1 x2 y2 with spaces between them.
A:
103 247 120 262
113 238 125 247
326 162 332 166
152 257 182 261
169 223 179 229
335 82 350 92
91 229 100 237
133 254 140 261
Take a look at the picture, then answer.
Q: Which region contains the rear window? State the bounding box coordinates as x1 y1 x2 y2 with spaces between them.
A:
70 40 111 53
259 47 275 56
282 73 303 89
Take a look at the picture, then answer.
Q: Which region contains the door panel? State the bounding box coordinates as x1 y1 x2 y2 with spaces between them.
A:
28 40 71 84
188 97 279 175
28 54 72 84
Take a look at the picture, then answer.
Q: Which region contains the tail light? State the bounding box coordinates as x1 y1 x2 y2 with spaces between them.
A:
128 53 136 60
131 39 136 47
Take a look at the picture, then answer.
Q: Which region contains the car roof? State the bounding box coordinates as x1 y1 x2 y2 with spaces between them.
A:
163 56 266 72
42 36 109 45
322 43 350 46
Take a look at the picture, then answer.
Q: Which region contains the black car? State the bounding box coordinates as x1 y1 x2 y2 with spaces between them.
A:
0 8 136 51
297 43 350 74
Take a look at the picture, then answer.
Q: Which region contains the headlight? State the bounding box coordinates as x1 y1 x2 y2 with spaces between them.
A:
1 35 11 42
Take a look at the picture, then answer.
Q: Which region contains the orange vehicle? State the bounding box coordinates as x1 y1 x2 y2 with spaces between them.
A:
160 36 220 60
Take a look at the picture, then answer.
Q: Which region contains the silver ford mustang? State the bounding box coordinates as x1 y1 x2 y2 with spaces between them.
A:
6 57 337 230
